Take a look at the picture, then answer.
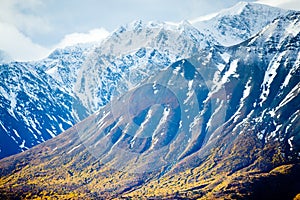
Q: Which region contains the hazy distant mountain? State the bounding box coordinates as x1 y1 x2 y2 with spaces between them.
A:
0 9 299 199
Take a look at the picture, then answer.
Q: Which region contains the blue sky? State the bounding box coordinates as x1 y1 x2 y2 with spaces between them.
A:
0 0 299 61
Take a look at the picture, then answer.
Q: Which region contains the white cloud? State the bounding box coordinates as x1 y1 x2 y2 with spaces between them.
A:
255 0 300 10
0 0 109 61
0 0 51 37
0 0 53 61
0 23 110 62
55 28 110 48
0 22 50 62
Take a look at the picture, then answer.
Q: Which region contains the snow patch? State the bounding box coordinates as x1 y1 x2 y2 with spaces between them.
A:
9 92 17 118
134 109 153 138
257 132 264 140
206 100 223 128
288 136 294 151
152 83 159 94
285 18 300 37
13 129 21 139
278 83 300 109
217 63 226 71
220 52 231 63
152 107 170 137
58 116 73 126
260 51 286 106
268 124 282 140
173 65 181 75
67 144 82 154
281 53 300 88
221 59 239 84
46 128 56 138
230 79 252 123
184 80 194 104
0 121 8 132
19 140 28 150
269 110 276 118
59 123 65 132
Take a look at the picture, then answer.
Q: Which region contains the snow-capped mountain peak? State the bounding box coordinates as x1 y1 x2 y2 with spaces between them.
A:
220 1 252 16
98 19 212 57
192 1 290 46
74 19 215 113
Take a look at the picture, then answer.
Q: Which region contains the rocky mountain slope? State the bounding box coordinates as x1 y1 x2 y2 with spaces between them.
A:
0 62 75 158
0 10 299 199
1 2 289 159
0 45 91 159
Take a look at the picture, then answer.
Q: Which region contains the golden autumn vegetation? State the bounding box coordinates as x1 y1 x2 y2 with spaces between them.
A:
0 125 299 199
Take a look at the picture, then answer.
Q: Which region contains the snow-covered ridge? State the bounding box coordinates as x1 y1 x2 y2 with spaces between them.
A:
74 19 216 113
192 1 290 46
190 1 253 23
73 2 290 113
96 19 214 57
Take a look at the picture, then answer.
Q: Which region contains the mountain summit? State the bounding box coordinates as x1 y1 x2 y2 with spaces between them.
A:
192 2 289 46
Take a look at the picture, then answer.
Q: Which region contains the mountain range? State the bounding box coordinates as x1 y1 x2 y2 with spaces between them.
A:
0 2 291 159
0 2 299 199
